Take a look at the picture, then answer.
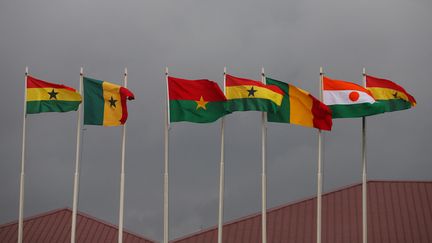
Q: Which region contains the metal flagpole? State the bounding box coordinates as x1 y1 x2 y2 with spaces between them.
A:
316 67 324 243
261 67 267 243
17 67 28 243
118 68 128 243
362 68 367 243
163 67 170 243
217 67 227 243
71 67 84 243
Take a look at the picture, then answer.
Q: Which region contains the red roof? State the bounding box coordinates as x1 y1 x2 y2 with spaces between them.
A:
0 208 156 243
172 181 432 243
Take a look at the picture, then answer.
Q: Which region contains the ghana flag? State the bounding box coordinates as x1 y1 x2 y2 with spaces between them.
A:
26 76 81 114
83 77 134 126
225 74 284 112
168 76 230 123
366 75 416 112
266 77 332 131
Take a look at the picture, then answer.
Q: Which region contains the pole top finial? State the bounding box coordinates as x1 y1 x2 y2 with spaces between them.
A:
320 67 324 75
124 68 128 76
362 67 366 76
165 67 169 75
223 66 227 75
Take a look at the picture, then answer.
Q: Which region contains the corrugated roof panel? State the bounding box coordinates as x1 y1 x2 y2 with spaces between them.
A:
171 181 432 243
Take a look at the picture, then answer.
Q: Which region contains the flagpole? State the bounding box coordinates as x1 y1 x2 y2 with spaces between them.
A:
71 67 84 243
118 68 128 243
316 67 324 243
217 67 227 243
17 66 28 243
362 68 367 243
163 67 170 243
261 67 267 243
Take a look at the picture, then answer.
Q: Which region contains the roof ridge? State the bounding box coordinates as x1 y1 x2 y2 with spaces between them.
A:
0 207 157 243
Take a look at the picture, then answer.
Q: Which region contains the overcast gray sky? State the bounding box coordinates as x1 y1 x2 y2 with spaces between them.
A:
1 0 431 241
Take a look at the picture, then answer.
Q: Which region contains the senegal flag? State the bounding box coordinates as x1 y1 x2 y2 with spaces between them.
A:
26 76 81 114
366 75 416 112
266 77 332 131
225 74 284 113
83 77 134 126
168 76 230 123
323 76 384 118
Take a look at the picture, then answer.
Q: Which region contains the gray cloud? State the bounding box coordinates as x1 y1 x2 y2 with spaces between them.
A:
1 0 431 241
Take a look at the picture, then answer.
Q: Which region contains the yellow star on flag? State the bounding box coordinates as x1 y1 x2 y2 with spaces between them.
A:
195 96 208 110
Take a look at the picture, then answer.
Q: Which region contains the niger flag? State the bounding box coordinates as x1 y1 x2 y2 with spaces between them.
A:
366 75 416 112
225 74 284 113
323 76 384 118
83 77 134 126
26 76 81 114
168 76 230 123
266 77 332 130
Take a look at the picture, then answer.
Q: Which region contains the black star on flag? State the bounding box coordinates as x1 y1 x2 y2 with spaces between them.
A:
47 89 59 100
108 96 117 108
247 86 257 97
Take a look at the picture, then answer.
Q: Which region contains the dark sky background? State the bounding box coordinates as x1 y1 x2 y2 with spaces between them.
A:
1 0 431 241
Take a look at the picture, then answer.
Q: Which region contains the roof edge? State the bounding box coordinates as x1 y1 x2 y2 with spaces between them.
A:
171 180 432 242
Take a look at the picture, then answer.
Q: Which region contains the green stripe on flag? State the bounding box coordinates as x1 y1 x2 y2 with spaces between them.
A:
266 78 290 123
26 100 81 114
377 99 412 112
227 98 280 113
169 100 229 123
329 102 384 118
84 77 104 125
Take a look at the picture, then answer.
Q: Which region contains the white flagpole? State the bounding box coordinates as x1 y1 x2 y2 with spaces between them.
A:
17 67 28 243
316 67 324 243
163 67 170 243
261 67 267 243
362 68 367 243
217 67 227 243
71 67 84 243
118 68 128 243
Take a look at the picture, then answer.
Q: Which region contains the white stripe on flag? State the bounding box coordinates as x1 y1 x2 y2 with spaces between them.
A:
323 90 375 105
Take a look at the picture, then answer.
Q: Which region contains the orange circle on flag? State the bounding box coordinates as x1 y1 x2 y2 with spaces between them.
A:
349 91 360 102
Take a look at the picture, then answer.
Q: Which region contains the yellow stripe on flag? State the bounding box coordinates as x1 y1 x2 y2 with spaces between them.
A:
368 87 409 101
102 81 123 126
27 88 81 102
226 85 283 106
289 86 314 127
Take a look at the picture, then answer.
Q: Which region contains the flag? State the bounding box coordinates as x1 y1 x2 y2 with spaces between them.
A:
83 77 134 126
225 74 284 112
26 76 81 114
266 77 332 130
366 75 416 112
168 76 230 123
323 76 384 118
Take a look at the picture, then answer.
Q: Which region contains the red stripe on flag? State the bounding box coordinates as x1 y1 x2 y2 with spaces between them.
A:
27 76 76 91
225 74 284 95
366 75 416 104
119 87 135 124
310 94 332 131
168 77 227 101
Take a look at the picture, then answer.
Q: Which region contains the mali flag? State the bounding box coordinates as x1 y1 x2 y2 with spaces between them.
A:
266 77 332 131
26 76 81 114
168 76 230 123
366 75 416 112
83 77 134 126
225 74 284 113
